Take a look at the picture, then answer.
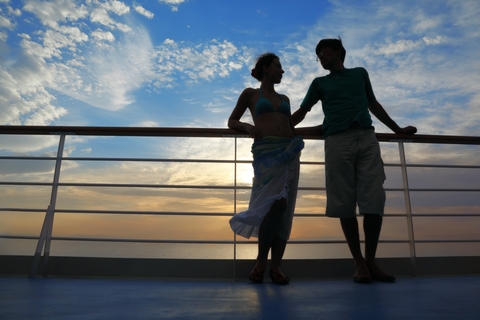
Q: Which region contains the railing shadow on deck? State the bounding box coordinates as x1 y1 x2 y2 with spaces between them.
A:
1 125 480 279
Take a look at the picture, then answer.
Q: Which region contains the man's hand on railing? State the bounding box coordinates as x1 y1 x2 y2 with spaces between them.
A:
294 125 323 137
395 126 417 135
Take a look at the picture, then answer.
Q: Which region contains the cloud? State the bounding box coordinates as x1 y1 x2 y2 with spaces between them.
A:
91 29 115 42
0 37 68 125
376 39 423 55
89 0 132 33
0 15 13 29
375 36 448 55
158 0 187 12
0 0 251 126
133 5 154 19
23 0 88 28
153 39 248 87
57 26 155 111
132 120 159 127
0 135 60 153
422 35 447 45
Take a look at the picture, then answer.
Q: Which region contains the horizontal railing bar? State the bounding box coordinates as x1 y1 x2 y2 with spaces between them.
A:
3 208 480 220
414 240 480 243
58 210 235 217
56 183 247 189
2 181 478 192
413 189 480 192
0 156 57 160
0 235 235 244
383 163 480 169
296 161 325 165
0 182 325 191
1 125 480 145
0 208 309 217
0 182 250 189
386 188 480 192
2 156 479 170
1 156 477 171
0 208 47 212
412 214 480 217
0 156 252 164
404 164 480 169
0 182 52 186
0 235 395 244
2 208 478 217
2 235 479 245
64 158 250 163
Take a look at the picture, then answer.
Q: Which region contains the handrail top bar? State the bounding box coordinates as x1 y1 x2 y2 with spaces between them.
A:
1 125 479 145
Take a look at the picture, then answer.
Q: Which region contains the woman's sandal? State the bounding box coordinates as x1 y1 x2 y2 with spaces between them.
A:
248 267 265 283
269 270 290 285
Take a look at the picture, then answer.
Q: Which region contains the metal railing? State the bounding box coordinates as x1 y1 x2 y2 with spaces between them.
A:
1 125 480 278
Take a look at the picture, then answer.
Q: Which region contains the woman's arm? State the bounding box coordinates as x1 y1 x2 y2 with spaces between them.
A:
228 88 262 139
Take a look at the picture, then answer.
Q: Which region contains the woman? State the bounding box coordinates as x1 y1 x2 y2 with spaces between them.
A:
228 53 304 284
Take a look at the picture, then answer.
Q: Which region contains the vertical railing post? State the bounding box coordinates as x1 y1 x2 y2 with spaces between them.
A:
232 136 237 281
398 141 417 276
29 134 66 278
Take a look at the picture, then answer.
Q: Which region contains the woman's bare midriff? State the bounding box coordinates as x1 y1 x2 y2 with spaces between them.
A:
253 113 293 138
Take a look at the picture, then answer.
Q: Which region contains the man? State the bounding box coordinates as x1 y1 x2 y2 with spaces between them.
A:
293 37 417 283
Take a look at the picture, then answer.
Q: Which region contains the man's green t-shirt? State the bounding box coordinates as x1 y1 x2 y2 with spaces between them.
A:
300 67 376 138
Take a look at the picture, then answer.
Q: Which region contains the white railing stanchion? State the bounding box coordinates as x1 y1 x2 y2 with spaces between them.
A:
29 134 66 278
232 136 238 281
398 141 417 276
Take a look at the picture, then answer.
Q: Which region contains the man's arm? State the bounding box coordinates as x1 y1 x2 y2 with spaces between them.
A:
291 107 308 126
368 100 417 134
291 107 323 135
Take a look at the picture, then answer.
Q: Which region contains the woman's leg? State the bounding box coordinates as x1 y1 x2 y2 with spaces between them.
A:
255 199 287 270
270 236 287 272
249 200 285 283
254 199 290 284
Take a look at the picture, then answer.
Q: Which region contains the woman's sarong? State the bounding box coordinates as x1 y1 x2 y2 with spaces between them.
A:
229 136 304 240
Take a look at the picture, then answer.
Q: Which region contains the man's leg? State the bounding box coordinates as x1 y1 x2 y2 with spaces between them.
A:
363 214 395 282
355 129 394 281
340 217 371 283
363 214 382 263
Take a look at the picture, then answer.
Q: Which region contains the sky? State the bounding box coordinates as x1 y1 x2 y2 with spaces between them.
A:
1 0 480 258
1 0 479 133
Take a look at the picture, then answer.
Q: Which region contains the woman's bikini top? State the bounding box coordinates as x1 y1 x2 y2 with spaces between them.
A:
254 89 291 118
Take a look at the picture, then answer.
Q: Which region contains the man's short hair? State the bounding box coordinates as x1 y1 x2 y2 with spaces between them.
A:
316 37 346 63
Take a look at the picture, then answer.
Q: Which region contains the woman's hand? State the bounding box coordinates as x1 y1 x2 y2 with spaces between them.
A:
246 124 263 139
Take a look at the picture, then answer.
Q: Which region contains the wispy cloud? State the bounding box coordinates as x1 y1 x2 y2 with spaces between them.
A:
153 38 247 87
23 0 89 28
133 5 154 19
158 0 187 12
